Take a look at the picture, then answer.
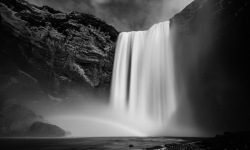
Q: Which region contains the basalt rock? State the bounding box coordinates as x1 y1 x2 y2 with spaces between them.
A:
0 104 44 137
0 103 67 137
27 122 66 137
170 0 250 132
0 0 119 98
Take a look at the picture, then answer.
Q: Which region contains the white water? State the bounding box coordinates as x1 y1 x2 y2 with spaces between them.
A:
46 21 200 137
41 21 203 137
110 21 177 125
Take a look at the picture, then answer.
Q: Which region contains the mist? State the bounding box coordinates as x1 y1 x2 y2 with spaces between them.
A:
20 0 198 137
26 0 193 31
23 91 158 137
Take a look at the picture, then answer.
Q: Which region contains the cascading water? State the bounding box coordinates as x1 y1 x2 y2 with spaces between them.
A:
50 21 197 137
110 21 177 124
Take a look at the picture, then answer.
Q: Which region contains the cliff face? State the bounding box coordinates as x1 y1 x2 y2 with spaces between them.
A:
0 0 118 98
170 0 250 133
0 0 118 137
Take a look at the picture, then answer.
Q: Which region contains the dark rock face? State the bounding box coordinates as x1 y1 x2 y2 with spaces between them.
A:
27 122 65 137
171 0 250 133
0 0 118 98
0 0 116 137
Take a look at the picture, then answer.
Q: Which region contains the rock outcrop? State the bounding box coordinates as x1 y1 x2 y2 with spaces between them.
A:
0 0 118 98
0 104 66 137
0 104 43 136
170 0 250 133
27 122 65 137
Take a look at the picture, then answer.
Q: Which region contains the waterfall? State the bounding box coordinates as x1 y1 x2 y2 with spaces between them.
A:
110 21 177 124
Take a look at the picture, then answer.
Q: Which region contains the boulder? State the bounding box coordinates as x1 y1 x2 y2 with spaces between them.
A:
27 122 66 137
0 104 44 137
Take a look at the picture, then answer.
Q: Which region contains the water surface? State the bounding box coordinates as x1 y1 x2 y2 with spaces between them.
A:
0 137 201 150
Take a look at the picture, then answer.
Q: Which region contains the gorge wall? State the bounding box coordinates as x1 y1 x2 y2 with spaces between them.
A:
0 0 118 100
0 0 118 137
171 0 250 134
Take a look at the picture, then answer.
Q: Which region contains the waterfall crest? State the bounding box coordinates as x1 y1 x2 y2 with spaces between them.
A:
110 21 177 124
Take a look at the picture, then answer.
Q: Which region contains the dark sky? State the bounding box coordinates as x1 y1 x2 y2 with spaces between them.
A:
27 0 193 31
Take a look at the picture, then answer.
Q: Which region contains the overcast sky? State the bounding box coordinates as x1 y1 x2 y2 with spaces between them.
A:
27 0 193 31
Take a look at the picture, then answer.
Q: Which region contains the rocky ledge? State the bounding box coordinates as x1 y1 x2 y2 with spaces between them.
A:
0 0 119 98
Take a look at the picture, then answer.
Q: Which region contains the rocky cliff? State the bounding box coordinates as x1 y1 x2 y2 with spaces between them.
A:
0 0 118 99
0 0 118 137
170 0 250 133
